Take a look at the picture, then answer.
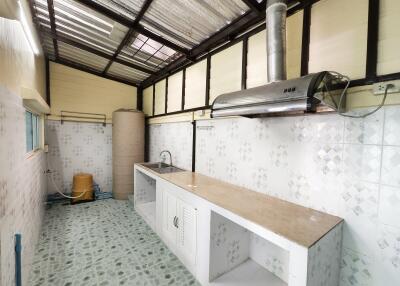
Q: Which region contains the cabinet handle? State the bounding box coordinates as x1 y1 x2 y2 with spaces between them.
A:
175 217 179 228
173 216 177 228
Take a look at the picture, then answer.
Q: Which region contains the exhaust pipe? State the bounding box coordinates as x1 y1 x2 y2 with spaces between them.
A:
266 0 287 82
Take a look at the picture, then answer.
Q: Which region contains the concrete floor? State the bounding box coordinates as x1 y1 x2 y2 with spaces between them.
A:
29 199 199 286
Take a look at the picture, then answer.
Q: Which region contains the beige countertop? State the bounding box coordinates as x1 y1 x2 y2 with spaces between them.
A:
137 163 343 248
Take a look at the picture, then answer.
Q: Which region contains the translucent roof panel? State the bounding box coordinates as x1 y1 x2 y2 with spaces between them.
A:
90 0 146 19
118 32 182 71
140 0 250 48
58 42 110 71
107 62 151 83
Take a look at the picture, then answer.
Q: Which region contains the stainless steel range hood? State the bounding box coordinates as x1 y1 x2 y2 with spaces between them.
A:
211 0 349 118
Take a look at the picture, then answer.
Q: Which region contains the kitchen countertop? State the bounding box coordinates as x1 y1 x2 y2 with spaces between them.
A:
136 163 343 248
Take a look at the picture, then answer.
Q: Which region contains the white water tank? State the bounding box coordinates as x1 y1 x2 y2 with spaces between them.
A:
112 109 144 200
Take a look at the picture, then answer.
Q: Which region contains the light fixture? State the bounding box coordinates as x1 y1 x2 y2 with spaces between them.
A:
18 0 39 55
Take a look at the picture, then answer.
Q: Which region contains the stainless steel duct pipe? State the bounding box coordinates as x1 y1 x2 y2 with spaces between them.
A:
266 0 287 82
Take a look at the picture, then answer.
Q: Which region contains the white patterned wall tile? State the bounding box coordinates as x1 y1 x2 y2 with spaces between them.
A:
291 114 344 144
340 180 379 224
374 224 400 285
313 143 344 177
287 171 312 206
340 247 373 286
0 87 47 286
344 108 384 145
343 144 382 183
209 212 250 281
147 106 400 286
45 120 112 193
383 106 400 145
381 146 400 187
148 122 193 171
378 185 400 228
307 223 342 286
249 233 289 282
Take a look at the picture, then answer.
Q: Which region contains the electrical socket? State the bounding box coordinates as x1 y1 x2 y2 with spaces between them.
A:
373 80 400 95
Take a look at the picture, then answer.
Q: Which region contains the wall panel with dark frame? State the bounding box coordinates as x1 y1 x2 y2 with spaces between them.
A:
144 0 400 119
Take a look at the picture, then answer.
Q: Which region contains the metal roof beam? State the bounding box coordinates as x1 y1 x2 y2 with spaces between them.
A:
74 0 190 56
44 31 155 75
51 58 139 87
103 0 154 74
241 0 263 13
141 0 305 87
141 10 262 87
47 0 59 59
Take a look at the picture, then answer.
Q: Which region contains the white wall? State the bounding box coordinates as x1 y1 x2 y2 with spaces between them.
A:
0 6 47 285
0 87 47 286
49 62 137 122
45 120 113 194
148 122 193 171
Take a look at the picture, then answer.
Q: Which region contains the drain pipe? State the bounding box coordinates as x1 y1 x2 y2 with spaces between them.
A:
266 0 287 82
15 234 22 286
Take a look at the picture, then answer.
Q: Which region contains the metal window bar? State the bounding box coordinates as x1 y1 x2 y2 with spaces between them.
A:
60 110 107 126
144 44 164 64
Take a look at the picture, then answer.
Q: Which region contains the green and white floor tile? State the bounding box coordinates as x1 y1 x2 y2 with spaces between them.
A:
29 200 200 286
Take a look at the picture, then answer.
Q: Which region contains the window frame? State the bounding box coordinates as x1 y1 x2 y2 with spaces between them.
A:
25 109 43 155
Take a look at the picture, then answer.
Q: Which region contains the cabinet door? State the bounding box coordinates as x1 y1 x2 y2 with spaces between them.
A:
177 199 197 268
162 190 178 245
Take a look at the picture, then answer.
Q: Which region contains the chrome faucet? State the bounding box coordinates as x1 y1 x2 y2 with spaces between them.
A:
159 150 172 167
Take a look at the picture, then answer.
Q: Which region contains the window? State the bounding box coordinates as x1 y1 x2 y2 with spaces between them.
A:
26 111 40 152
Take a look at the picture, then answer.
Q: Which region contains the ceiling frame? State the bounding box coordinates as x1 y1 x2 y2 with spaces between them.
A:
46 0 59 59
51 57 139 87
103 0 154 75
74 0 190 56
241 0 263 13
43 29 155 75
31 0 300 87
141 9 263 87
141 0 306 87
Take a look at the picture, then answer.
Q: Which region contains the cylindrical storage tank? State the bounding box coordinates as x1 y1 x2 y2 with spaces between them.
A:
112 109 144 200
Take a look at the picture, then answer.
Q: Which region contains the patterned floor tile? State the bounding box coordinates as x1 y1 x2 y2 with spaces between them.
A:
29 199 200 286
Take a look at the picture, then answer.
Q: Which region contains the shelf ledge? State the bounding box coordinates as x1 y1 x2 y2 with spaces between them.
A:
21 87 50 114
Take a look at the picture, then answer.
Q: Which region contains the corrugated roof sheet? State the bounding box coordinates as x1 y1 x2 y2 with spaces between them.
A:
31 0 263 84
140 0 250 47
90 0 146 19
108 62 151 83
58 42 109 71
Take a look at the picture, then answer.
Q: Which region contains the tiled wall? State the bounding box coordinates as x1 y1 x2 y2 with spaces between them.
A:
0 87 47 286
148 105 400 285
45 120 112 194
148 122 193 171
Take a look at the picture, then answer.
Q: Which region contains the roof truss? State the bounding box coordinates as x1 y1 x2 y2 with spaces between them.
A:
28 0 300 86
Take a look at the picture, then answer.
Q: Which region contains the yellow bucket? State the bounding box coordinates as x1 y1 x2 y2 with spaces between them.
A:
71 173 94 204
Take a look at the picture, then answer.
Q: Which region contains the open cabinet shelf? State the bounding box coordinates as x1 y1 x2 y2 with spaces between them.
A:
134 170 157 231
211 259 287 286
209 211 289 286
136 201 156 230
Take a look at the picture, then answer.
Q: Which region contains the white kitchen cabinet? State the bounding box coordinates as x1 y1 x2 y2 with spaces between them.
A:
134 164 343 286
162 188 178 246
162 185 197 270
176 199 197 267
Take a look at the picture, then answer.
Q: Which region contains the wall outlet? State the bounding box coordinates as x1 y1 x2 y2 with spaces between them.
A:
373 80 400 95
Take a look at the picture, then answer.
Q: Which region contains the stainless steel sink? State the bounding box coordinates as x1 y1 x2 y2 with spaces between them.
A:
143 162 185 174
